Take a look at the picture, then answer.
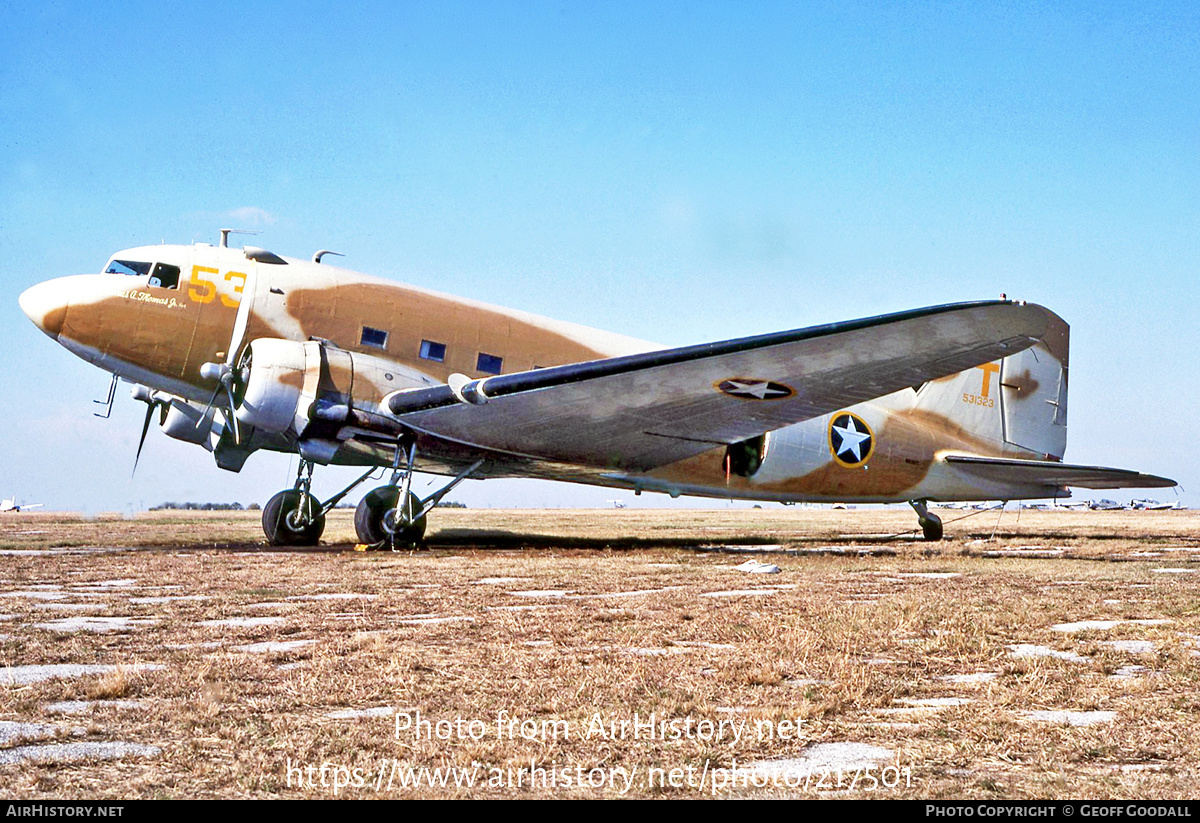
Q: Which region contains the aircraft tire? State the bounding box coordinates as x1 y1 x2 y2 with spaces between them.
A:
920 514 944 542
262 490 326 546
355 487 427 548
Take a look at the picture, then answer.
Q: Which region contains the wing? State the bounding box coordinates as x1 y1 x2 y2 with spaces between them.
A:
943 455 1176 490
385 300 1054 471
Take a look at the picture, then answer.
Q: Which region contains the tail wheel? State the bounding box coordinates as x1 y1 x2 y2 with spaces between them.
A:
263 489 326 546
355 486 427 548
920 513 944 542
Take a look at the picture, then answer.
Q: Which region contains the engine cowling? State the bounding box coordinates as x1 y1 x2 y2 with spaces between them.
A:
233 338 435 444
129 385 218 449
235 339 309 434
161 399 217 446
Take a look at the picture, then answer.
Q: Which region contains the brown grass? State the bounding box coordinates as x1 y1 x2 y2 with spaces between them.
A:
0 507 1196 798
85 668 133 700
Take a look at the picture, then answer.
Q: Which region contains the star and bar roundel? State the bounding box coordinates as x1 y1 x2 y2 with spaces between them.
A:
828 411 874 468
715 377 794 401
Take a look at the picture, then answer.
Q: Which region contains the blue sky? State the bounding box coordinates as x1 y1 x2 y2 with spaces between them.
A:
1 1 1196 512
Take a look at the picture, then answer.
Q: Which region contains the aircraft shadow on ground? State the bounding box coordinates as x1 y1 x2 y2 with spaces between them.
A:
424 529 915 551
424 530 776 550
143 527 1195 553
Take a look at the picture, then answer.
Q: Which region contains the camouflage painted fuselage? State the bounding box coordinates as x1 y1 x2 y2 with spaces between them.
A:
21 243 1072 503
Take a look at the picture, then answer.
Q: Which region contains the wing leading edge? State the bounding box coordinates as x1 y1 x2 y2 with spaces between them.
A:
385 300 1055 471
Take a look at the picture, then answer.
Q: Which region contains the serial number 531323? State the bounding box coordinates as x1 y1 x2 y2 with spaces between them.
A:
962 393 995 408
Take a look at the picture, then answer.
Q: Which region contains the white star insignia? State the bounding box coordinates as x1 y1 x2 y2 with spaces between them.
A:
719 379 792 400
832 415 872 462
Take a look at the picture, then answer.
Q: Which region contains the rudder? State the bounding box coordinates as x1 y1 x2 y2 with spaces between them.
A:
912 308 1068 460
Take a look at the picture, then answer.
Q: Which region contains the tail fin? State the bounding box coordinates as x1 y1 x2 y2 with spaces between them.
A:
913 308 1069 460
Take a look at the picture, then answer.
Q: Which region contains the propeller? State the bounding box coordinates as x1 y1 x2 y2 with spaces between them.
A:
130 385 169 477
198 361 244 445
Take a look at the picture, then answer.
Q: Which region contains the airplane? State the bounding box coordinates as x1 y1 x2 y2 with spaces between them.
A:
1130 499 1183 511
1 496 43 513
18 234 1176 547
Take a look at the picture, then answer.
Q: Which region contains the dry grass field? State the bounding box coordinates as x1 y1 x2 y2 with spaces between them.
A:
0 506 1197 799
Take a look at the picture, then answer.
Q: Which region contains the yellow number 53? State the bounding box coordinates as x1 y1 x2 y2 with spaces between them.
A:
188 265 246 308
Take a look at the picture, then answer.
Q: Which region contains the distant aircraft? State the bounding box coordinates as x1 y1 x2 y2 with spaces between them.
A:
606 500 628 509
1056 501 1092 510
1131 499 1182 511
1 496 43 513
1088 499 1126 511
19 235 1176 546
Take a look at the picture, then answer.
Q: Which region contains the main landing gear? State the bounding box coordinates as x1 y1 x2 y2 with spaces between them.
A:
354 443 482 550
355 438 427 548
355 486 425 547
260 437 483 549
909 499 943 542
263 460 367 547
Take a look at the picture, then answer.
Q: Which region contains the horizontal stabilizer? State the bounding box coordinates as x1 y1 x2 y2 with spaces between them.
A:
943 455 1176 490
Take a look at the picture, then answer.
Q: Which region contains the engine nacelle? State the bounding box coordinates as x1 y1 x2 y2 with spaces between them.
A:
130 384 218 449
161 399 217 447
234 338 436 446
236 339 309 434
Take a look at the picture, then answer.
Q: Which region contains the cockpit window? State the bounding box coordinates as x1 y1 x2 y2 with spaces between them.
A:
105 259 152 277
148 263 180 289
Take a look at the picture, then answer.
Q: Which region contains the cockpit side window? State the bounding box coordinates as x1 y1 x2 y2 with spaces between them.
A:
148 263 180 289
105 259 152 277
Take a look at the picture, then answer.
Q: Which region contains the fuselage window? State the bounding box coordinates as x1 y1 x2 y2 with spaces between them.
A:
105 259 152 277
477 352 503 375
361 326 389 349
419 340 447 362
148 263 180 289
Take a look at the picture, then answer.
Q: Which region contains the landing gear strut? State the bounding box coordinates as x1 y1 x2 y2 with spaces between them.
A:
909 499 943 542
353 438 483 550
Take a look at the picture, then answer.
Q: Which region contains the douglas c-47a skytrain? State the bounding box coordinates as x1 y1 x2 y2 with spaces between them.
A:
19 234 1175 546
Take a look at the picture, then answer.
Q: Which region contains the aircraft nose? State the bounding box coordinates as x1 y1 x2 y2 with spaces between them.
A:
19 280 69 339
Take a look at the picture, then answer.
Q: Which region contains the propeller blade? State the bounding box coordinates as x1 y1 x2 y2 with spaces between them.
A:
224 382 241 445
225 264 257 367
198 382 223 425
132 401 156 477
